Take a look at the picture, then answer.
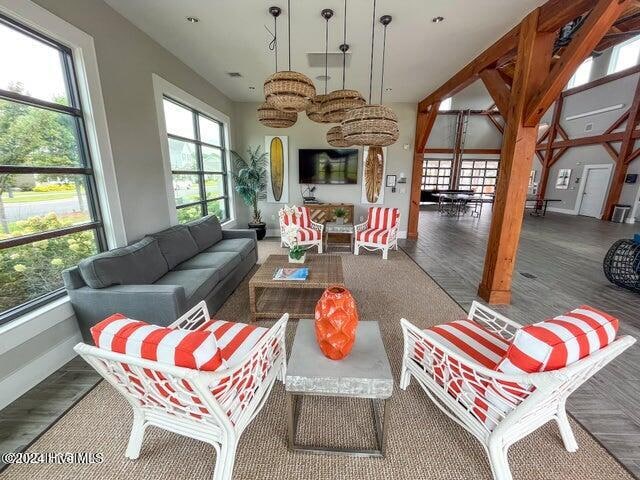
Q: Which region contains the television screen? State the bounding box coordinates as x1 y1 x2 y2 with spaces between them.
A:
298 149 358 184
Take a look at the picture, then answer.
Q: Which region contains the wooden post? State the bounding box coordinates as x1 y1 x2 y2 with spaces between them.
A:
408 105 439 239
478 11 555 304
538 96 564 200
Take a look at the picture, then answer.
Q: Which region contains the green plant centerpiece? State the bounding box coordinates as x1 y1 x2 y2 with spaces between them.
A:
231 146 268 240
281 208 307 264
334 207 347 224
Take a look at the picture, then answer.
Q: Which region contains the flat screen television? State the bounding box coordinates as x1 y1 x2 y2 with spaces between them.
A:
298 149 358 184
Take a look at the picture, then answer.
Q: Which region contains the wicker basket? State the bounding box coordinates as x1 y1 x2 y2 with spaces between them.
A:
264 71 316 113
306 94 331 123
321 89 366 123
326 125 352 147
257 102 297 128
341 104 399 146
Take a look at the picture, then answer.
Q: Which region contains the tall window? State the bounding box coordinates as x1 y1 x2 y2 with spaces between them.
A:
439 97 453 111
162 97 230 223
608 35 640 75
421 159 452 191
458 160 499 195
0 14 106 321
567 56 593 88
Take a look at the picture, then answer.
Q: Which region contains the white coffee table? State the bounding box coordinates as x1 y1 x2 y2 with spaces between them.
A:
285 319 393 457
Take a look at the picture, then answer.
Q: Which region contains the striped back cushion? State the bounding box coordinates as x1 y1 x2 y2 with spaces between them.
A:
280 207 311 228
91 314 223 371
497 306 619 374
367 207 399 230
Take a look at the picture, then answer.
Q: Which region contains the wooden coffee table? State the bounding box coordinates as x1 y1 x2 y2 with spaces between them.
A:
248 254 345 322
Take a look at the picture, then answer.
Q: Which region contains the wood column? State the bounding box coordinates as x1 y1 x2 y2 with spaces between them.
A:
478 11 555 304
408 105 439 239
538 96 564 200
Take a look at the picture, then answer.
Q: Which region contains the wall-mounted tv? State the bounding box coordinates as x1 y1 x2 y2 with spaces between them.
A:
298 149 358 184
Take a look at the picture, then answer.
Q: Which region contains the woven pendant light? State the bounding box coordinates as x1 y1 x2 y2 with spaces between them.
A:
257 102 297 128
321 1 365 123
341 5 399 147
327 125 351 147
307 9 334 123
264 0 316 113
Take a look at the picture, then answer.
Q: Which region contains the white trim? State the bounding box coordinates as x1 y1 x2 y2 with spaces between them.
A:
547 206 579 216
631 170 640 222
0 0 126 248
575 163 614 218
565 104 625 122
151 74 235 225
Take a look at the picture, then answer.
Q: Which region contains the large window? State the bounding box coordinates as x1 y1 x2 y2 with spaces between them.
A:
162 97 230 223
567 56 593 89
608 35 640 75
0 14 106 321
458 160 499 195
421 159 452 191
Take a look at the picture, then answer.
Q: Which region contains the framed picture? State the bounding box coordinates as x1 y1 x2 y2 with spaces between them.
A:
361 146 386 205
556 168 571 190
265 135 288 203
386 175 397 187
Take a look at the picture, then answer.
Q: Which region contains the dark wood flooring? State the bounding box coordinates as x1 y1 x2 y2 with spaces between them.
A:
400 207 640 478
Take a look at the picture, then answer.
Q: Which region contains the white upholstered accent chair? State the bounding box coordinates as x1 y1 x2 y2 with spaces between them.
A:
354 207 400 260
75 302 288 480
278 205 324 253
400 301 635 480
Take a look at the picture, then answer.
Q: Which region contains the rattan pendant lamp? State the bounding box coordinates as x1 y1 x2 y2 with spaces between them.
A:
264 0 316 113
342 3 399 147
321 0 365 124
307 9 334 123
258 7 297 128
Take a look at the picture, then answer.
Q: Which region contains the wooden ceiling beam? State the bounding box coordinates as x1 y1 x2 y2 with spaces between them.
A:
480 69 512 118
537 0 599 32
525 0 633 127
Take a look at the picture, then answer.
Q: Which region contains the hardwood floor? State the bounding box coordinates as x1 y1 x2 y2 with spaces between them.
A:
401 206 640 477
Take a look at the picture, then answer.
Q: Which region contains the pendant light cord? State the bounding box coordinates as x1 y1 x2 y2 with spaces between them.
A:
380 22 387 104
274 15 278 72
342 0 347 90
325 14 329 95
288 0 292 71
368 0 377 104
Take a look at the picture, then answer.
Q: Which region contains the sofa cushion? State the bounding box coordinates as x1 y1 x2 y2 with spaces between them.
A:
90 314 223 371
204 238 254 260
186 215 223 251
150 225 199 269
497 305 619 374
174 252 242 277
78 237 168 289
154 268 220 305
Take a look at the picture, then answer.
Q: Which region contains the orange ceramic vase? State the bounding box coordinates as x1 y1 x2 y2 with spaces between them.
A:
314 286 359 360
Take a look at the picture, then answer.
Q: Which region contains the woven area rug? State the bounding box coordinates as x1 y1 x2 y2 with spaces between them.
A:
1 241 631 480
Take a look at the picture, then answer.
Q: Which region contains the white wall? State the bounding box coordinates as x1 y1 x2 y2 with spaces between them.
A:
232 102 418 235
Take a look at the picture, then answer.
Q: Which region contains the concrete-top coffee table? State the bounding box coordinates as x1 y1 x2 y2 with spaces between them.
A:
285 319 393 457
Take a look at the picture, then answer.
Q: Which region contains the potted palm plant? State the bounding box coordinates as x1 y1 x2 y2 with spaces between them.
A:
231 146 268 240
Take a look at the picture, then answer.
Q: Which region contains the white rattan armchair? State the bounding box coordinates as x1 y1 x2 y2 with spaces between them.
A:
75 302 288 480
400 301 635 480
354 207 400 260
278 206 324 253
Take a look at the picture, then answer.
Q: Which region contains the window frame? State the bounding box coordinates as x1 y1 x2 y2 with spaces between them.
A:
0 12 108 324
458 159 500 195
567 56 594 89
608 35 640 75
421 158 453 191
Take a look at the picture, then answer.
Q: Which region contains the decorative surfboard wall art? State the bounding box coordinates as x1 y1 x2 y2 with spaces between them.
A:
361 146 386 205
265 135 289 203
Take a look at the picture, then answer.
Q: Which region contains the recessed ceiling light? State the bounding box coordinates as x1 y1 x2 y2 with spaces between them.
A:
385 87 393 92
249 86 256 90
227 72 243 78
432 16 445 23
186 16 199 23
316 74 331 81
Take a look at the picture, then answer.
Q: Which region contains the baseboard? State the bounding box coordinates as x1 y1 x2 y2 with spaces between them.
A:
546 206 578 215
0 332 81 410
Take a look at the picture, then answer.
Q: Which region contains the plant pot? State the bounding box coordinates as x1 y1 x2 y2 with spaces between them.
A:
314 286 359 360
336 217 345 225
248 222 266 240
288 252 306 264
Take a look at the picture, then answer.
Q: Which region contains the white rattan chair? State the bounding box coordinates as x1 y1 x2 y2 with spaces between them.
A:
354 207 400 260
75 302 288 480
279 205 324 253
400 301 635 480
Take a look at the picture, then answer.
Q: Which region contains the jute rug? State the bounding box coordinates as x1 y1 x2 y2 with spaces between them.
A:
1 241 631 480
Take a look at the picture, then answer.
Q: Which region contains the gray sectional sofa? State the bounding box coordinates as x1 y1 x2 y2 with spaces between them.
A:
63 215 257 341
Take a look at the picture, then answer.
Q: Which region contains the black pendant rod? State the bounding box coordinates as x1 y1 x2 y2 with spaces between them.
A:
325 13 329 94
380 19 388 103
368 0 377 104
342 0 347 89
274 14 278 72
288 0 291 71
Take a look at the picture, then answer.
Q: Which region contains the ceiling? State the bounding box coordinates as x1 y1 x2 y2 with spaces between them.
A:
104 0 548 103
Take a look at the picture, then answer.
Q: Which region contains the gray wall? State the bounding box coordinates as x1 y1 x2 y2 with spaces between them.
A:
33 0 235 242
232 102 418 233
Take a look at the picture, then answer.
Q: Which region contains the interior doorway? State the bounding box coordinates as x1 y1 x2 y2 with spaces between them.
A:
577 165 613 218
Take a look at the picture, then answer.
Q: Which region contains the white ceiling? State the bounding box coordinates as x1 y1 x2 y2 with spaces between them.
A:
104 0 547 103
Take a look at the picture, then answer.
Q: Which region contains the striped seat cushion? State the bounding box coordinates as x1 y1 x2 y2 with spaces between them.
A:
356 228 390 244
497 305 619 374
297 227 321 242
367 207 399 230
280 206 311 228
91 314 223 371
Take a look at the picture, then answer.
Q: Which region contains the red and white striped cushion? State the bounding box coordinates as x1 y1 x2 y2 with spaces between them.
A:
91 314 223 371
497 305 619 374
366 207 399 230
280 206 311 228
356 228 390 245
297 227 321 242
